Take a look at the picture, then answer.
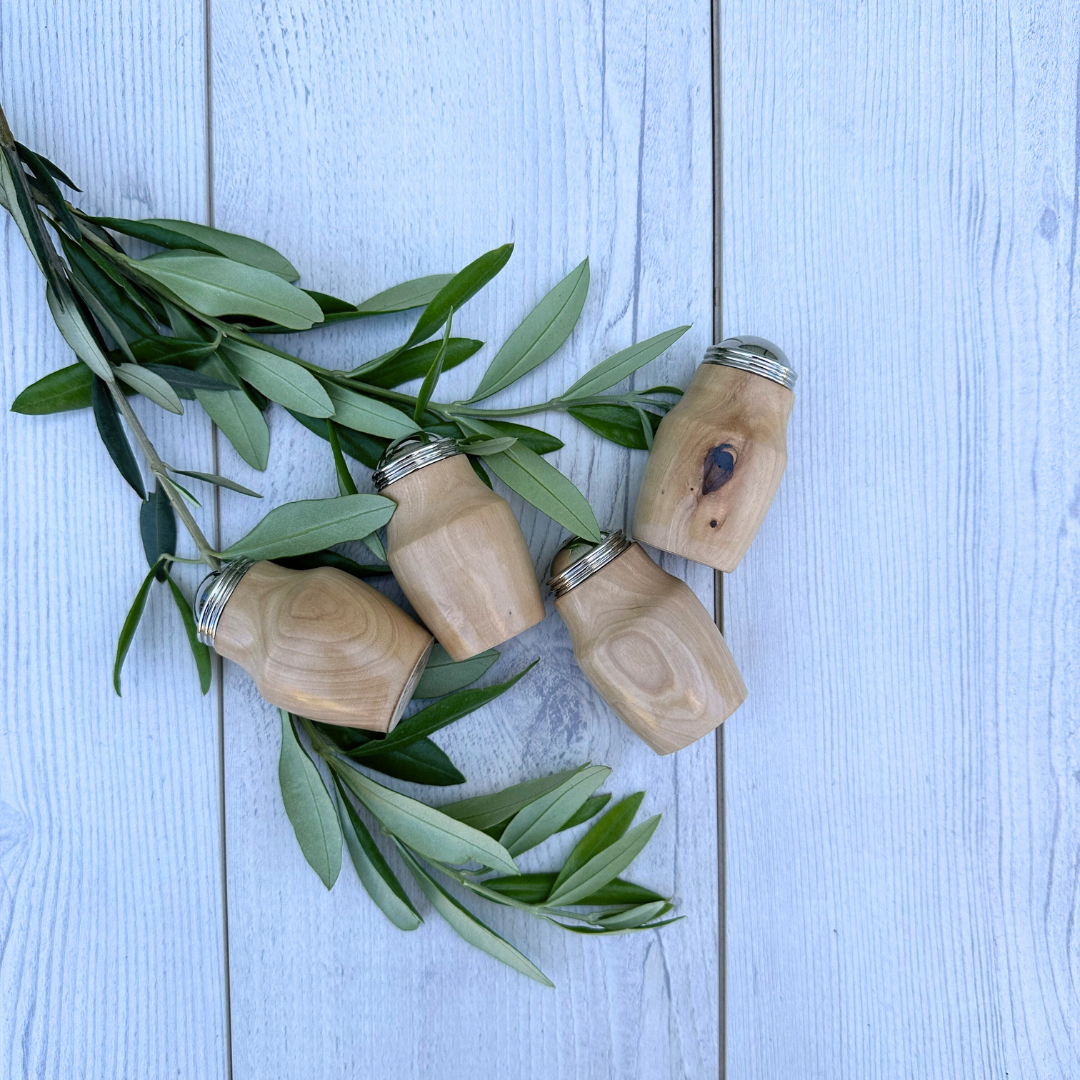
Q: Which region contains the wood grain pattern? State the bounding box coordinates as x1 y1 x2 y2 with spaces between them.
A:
214 562 433 729
383 454 545 660
721 1 1080 1076
0 4 227 1077
209 1 718 1076
553 543 746 755
634 363 793 571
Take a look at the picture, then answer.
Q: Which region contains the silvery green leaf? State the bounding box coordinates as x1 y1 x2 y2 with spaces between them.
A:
546 814 661 906
115 363 184 414
545 915 682 936
361 530 387 562
221 493 395 561
457 417 601 541
68 269 138 363
354 274 455 314
165 572 212 694
594 901 672 929
322 381 419 439
413 644 499 699
561 325 690 399
334 780 421 930
142 219 299 280
136 251 323 330
220 340 333 416
331 762 518 876
148 365 233 397
549 791 645 898
169 468 261 498
499 765 610 857
91 376 145 498
394 843 553 986
161 474 201 508
469 258 589 401
113 563 158 695
0 146 57 286
140 481 177 580
194 356 269 471
439 765 590 832
46 281 112 379
458 436 517 456
278 712 342 889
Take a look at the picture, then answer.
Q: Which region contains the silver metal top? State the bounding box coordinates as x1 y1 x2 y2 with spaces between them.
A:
703 336 796 390
546 530 632 598
372 432 463 490
195 558 255 647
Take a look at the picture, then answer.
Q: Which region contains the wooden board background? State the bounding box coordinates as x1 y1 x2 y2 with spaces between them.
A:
2 0 1079 1077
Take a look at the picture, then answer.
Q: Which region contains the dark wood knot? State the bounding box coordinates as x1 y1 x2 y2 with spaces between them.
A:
702 443 736 495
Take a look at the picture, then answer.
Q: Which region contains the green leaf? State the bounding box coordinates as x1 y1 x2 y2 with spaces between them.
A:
114 363 184 414
326 420 359 496
91 376 146 498
17 142 80 237
463 419 563 456
400 244 513 352
142 219 300 280
457 417 600 541
135 251 323 330
562 326 690 398
14 142 79 189
395 843 552 986
11 362 95 414
568 403 663 450
140 481 177 580
194 361 270 471
331 762 518 875
165 573 212 694
482 874 666 907
59 238 158 341
439 765 591 832
348 661 537 759
113 563 158 695
278 712 342 888
549 791 644 898
0 146 62 291
545 915 682 935
355 274 455 314
546 814 662 906
469 456 493 488
161 475 201 508
130 335 220 366
288 408 388 470
360 528 387 564
219 340 333 416
221 493 395 561
91 216 226 255
46 281 113 380
594 901 672 929
413 644 499 699
272 550 390 578
414 309 453 425
351 737 466 787
169 468 262 497
560 793 611 831
334 779 421 930
500 765 610 857
356 338 483 388
146 365 233 398
469 258 589 401
321 381 420 439
458 436 517 456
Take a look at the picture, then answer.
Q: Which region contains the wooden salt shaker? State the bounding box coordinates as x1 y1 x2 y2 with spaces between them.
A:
547 531 746 755
373 434 546 661
633 336 796 571
195 559 433 731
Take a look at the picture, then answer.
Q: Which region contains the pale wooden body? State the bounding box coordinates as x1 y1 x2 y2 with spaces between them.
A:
383 454 546 661
633 363 794 571
553 543 746 755
213 561 432 731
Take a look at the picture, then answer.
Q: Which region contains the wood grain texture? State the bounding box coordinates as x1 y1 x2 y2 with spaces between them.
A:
214 562 433 729
383 454 546 661
553 542 746 755
721 2 1080 1076
0 5 227 1078
209 1 717 1076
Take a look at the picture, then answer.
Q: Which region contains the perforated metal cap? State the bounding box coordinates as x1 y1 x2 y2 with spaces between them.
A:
546 531 632 598
372 432 463 491
195 558 255 647
703 336 796 390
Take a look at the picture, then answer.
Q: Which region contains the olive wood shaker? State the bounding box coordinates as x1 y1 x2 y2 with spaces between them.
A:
196 559 433 731
548 531 746 755
633 337 796 571
373 434 546 661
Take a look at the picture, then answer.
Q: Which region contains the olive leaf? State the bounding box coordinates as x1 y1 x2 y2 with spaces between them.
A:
458 435 517 456
461 419 563 456
46 280 113 380
568 403 662 450
91 216 225 255
146 365 233 399
135 251 323 330
548 791 644 898
321 381 419 439
413 644 499 699
355 337 483 388
14 141 79 189
113 562 159 695
140 481 177 580
220 493 395 561
355 274 455 314
114 362 184 414
561 793 612 832
469 258 589 402
395 843 553 986
561 325 690 398
272 550 390 578
278 711 342 889
91 376 146 498
168 468 262 498
331 761 519 876
594 901 672 929
344 736 465 787
414 308 453 424
60 238 157 339
220 340 333 417
141 219 300 280
194 360 270 471
17 142 80 237
546 814 662 906
326 420 359 496
499 766 610 857
165 572 212 694
439 765 591 832
12 362 96 414
481 874 665 907
334 778 422 930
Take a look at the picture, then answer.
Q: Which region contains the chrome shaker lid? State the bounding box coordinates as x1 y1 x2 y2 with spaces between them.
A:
372 432 463 491
546 530 632 598
195 557 255 646
703 336 796 390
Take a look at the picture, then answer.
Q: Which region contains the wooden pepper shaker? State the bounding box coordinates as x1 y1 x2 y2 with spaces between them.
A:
633 336 796 571
547 531 746 755
195 559 433 731
373 434 546 661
